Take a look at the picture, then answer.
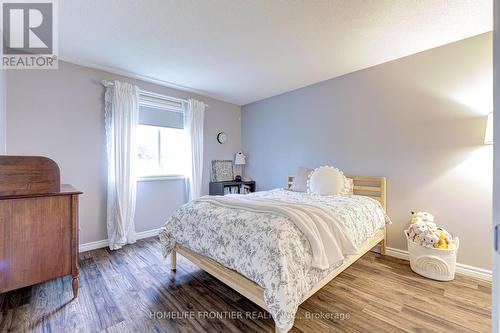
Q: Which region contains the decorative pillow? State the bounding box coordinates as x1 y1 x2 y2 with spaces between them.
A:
307 166 349 196
290 166 313 192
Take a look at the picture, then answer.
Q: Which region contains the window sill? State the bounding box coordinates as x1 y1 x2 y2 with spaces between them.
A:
137 175 186 182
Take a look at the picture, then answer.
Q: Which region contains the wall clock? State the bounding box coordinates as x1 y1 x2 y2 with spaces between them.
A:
217 132 227 144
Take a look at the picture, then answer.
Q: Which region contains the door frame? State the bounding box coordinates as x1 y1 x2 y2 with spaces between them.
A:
493 1 499 331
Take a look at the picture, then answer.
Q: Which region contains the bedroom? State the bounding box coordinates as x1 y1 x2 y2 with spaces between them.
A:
0 1 497 332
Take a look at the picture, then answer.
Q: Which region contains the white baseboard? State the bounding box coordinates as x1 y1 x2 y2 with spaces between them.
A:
372 244 492 281
455 262 492 281
80 230 492 281
79 239 109 253
79 228 162 253
135 227 163 239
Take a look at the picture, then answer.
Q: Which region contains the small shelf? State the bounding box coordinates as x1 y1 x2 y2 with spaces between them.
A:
209 181 256 195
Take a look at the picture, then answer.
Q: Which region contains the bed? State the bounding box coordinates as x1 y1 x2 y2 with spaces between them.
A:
159 176 389 333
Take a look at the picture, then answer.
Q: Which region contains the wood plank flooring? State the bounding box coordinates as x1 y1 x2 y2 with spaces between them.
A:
0 237 491 333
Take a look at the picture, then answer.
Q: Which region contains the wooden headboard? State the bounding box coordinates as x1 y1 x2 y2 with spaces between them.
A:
287 175 387 211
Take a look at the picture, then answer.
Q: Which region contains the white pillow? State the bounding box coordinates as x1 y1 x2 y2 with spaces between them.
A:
290 166 313 192
307 166 349 196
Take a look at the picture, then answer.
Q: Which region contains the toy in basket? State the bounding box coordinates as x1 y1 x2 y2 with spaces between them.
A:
405 212 459 281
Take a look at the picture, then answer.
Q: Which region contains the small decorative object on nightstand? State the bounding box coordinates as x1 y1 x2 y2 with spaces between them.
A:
211 160 234 182
209 180 256 195
234 151 246 181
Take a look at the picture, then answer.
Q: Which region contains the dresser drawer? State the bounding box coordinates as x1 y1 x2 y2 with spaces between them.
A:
0 195 74 292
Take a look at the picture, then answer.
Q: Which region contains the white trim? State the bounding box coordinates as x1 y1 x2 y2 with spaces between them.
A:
384 246 410 260
139 98 184 112
140 89 186 105
79 239 109 253
135 227 162 239
79 232 492 280
79 228 162 253
372 244 492 281
137 175 186 182
456 262 493 281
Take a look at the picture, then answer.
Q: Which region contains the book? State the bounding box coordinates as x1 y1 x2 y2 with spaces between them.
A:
242 184 251 194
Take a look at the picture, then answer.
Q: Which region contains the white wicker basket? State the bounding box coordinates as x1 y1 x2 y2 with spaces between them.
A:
404 230 459 281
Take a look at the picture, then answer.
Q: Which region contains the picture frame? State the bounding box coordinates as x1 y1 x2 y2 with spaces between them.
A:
211 160 234 182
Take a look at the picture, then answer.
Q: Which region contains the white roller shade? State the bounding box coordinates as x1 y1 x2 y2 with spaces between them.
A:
139 105 184 129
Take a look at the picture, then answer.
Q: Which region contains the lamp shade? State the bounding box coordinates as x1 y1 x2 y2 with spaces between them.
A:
234 152 246 165
485 112 493 145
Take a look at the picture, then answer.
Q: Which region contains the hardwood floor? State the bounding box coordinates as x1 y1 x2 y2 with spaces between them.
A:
0 237 491 333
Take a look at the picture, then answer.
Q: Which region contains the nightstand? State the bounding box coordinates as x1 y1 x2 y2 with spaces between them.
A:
209 180 256 195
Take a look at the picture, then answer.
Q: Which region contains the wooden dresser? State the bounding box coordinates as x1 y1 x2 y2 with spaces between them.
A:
0 156 82 298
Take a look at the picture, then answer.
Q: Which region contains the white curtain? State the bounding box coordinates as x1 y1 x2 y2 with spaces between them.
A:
184 99 205 200
104 80 139 250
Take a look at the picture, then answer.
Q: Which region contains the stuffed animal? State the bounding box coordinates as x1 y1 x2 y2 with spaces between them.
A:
410 211 435 224
438 228 452 242
408 220 433 236
436 230 448 249
422 233 437 248
407 211 455 249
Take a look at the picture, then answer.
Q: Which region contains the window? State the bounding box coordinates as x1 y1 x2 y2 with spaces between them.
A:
136 100 188 178
137 125 188 177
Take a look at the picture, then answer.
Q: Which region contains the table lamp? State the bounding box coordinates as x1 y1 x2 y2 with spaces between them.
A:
234 152 246 181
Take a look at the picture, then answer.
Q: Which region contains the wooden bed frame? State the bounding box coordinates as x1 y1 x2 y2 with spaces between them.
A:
171 176 387 332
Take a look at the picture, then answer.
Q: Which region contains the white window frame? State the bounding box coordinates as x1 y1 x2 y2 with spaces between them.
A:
136 92 187 182
137 175 186 182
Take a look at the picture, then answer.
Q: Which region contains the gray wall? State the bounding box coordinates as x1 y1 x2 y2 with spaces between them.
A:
242 33 493 270
5 61 241 244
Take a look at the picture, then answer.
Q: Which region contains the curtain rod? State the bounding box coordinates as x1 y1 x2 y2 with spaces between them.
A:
101 80 196 105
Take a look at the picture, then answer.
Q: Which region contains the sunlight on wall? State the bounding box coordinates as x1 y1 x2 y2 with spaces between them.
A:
424 145 492 218
437 64 493 187
447 69 492 116
449 145 493 186
447 67 493 182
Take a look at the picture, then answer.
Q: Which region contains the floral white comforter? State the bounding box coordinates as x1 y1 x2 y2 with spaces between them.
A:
159 189 390 333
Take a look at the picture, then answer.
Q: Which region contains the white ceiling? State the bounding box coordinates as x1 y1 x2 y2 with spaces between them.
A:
60 0 492 105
